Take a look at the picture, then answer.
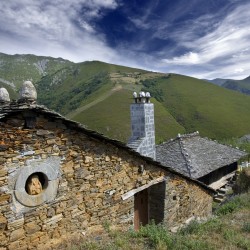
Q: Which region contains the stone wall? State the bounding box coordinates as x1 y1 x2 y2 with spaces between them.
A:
164 178 213 229
149 177 213 230
0 111 212 249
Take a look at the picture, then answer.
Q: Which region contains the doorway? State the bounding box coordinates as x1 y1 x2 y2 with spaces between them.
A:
134 189 148 230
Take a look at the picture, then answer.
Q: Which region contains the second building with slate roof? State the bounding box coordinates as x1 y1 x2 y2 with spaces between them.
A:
156 132 248 190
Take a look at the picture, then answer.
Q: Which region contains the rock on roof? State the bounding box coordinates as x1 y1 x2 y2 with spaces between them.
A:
0 88 10 103
156 132 247 179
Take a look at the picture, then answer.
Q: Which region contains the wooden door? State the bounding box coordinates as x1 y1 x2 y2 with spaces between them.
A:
134 189 148 230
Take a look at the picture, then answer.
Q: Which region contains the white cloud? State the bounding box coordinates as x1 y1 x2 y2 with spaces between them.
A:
234 68 244 73
160 2 250 79
162 52 200 65
0 0 250 80
0 0 120 62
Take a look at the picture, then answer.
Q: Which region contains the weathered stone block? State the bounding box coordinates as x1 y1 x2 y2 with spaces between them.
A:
24 222 41 235
84 156 93 163
64 160 74 173
7 217 24 230
47 207 55 218
0 216 7 231
0 194 10 205
7 241 20 250
0 169 7 177
0 232 8 246
9 228 25 242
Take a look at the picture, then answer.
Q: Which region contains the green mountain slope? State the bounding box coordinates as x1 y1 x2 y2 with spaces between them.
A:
208 76 250 95
36 61 148 114
0 52 73 91
141 74 250 139
0 53 249 144
71 88 185 143
205 78 229 86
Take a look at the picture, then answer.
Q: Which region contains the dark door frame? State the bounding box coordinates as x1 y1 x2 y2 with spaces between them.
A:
134 188 148 230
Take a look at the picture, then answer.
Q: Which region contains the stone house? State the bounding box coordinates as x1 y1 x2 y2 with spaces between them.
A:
0 84 214 249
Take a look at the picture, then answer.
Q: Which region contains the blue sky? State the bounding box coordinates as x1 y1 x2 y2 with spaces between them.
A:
0 0 249 79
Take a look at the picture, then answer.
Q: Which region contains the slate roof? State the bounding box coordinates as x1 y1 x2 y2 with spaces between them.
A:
240 134 250 143
0 101 215 193
156 132 248 179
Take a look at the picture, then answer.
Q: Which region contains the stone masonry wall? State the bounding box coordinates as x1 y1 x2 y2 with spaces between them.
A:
0 112 212 249
164 177 213 229
149 177 213 230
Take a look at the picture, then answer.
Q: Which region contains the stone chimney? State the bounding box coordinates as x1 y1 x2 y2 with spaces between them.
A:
127 91 156 160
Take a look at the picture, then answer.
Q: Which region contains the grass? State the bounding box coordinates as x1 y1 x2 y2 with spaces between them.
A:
142 74 250 140
61 192 250 250
219 137 250 154
71 88 185 143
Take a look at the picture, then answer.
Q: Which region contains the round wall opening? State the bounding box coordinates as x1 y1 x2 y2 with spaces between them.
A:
25 172 48 196
14 157 61 207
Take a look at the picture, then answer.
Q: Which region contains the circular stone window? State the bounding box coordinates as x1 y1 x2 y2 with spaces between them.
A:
14 157 61 207
25 172 48 196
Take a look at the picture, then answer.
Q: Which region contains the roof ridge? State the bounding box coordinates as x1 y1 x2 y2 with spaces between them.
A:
178 138 192 177
177 131 200 139
157 131 200 146
0 101 216 194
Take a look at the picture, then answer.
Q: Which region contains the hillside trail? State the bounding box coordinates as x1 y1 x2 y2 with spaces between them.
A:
66 84 123 119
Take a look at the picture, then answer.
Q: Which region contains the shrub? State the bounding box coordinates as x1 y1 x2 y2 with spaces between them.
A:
242 222 250 233
216 201 239 215
179 221 201 235
215 193 250 215
134 223 172 248
233 167 250 194
172 236 213 250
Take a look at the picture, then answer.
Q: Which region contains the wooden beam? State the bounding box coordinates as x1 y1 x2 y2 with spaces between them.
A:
209 171 236 190
122 176 166 200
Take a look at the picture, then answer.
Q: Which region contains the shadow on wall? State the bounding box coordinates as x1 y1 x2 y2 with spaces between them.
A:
149 182 166 224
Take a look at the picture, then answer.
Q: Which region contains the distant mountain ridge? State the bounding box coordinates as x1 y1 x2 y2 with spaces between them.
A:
207 76 250 95
0 52 73 98
0 52 250 144
205 78 230 86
